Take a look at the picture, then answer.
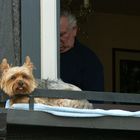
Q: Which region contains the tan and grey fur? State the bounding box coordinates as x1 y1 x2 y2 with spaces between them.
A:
0 56 93 109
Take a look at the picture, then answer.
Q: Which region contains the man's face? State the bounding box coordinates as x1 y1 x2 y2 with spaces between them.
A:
60 16 77 53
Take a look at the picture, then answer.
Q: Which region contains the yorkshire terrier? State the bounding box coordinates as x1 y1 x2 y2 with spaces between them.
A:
0 56 93 109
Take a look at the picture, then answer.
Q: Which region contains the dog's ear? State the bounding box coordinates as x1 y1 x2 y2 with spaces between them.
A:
23 56 34 70
0 58 10 73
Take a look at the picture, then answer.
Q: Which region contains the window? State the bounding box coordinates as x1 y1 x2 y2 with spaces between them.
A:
21 0 60 80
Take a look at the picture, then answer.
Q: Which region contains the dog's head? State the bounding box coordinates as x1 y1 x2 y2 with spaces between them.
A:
0 56 37 97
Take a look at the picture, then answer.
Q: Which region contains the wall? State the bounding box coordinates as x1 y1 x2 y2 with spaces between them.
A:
0 0 20 65
21 0 40 78
77 13 140 92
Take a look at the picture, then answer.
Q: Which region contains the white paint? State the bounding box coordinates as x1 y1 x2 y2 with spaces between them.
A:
40 0 58 80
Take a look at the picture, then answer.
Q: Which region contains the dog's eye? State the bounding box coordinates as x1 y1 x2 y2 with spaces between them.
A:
10 75 16 80
22 74 29 79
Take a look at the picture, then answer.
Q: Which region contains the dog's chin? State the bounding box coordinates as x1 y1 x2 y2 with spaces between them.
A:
12 83 33 95
12 81 35 94
14 87 29 95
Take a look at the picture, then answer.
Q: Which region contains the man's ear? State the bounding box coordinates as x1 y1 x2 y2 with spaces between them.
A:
0 58 10 73
73 26 78 37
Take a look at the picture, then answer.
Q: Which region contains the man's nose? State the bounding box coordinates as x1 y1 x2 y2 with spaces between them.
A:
60 37 64 43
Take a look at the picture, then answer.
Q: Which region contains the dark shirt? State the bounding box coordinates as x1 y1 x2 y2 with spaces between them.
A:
60 39 104 91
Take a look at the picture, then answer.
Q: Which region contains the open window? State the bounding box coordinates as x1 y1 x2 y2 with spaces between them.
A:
21 0 60 80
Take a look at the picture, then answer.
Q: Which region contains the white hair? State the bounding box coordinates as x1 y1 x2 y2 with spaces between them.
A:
60 10 77 28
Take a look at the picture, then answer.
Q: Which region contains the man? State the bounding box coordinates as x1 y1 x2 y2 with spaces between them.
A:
60 10 104 92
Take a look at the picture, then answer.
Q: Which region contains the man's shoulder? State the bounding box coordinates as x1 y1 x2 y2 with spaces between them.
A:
76 40 103 66
76 40 97 57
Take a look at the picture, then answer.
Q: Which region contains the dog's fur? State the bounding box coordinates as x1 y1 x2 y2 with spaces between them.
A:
0 56 93 109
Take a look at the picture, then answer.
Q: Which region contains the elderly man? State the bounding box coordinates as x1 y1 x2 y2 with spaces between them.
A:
60 10 104 92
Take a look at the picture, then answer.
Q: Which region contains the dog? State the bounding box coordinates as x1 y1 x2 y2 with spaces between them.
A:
0 56 93 109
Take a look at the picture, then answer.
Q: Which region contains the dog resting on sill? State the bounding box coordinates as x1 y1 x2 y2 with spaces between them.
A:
0 56 93 109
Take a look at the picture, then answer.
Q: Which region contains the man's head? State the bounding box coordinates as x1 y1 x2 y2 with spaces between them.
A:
60 11 78 53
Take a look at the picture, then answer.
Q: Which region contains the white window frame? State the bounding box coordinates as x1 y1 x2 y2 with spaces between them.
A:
21 0 60 80
40 0 60 80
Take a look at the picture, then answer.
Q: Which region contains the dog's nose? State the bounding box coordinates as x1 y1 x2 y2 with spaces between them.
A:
18 80 24 87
